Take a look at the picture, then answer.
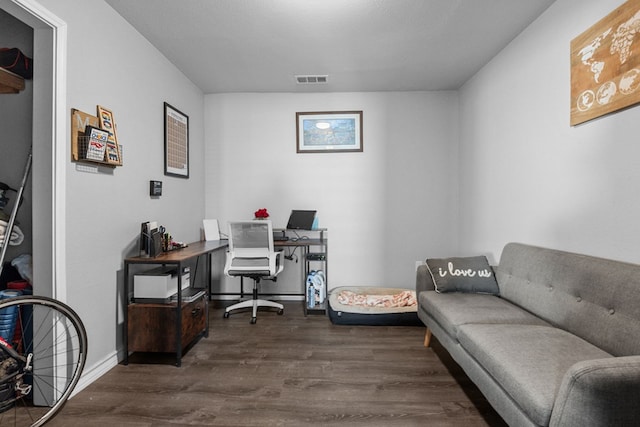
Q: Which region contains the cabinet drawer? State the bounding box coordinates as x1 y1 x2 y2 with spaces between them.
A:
128 294 207 353
182 296 207 346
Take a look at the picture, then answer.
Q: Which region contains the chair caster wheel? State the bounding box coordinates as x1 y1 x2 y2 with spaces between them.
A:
223 311 229 318
277 309 284 315
250 317 257 324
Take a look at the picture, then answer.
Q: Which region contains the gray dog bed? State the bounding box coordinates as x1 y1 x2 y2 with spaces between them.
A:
328 286 421 326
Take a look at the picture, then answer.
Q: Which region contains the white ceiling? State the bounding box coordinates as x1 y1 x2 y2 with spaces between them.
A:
105 0 556 94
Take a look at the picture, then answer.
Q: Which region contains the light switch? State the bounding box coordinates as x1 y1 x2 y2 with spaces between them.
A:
150 180 162 197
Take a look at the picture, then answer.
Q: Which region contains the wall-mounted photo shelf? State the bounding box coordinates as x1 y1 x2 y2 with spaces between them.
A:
71 108 122 167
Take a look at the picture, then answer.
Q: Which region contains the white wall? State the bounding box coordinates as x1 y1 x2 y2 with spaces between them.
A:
205 91 459 294
458 0 640 264
0 10 33 264
32 0 205 372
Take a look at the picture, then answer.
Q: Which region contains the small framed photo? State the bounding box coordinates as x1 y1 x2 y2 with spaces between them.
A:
164 102 189 178
97 105 118 145
84 125 109 161
97 105 122 165
296 111 363 153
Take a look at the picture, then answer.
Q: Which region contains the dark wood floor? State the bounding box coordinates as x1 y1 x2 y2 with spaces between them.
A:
50 302 507 426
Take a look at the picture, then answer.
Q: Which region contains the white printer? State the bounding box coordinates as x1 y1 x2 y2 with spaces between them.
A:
133 266 190 302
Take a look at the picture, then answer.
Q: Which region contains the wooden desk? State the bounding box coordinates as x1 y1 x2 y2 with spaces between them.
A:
123 240 228 366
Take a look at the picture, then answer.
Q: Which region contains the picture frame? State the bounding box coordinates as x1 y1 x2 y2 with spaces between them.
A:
97 105 122 165
296 111 363 153
84 125 109 162
570 0 640 125
164 102 189 178
97 105 118 145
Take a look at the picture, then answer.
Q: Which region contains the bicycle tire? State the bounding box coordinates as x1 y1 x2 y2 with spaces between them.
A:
0 295 87 427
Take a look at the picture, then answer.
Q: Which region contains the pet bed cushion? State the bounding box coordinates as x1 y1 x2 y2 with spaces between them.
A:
328 286 421 326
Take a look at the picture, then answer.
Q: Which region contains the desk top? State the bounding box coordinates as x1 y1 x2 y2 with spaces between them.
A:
274 238 325 247
273 228 326 247
125 240 228 264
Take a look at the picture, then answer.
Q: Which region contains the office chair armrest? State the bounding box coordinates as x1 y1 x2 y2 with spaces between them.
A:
270 251 283 276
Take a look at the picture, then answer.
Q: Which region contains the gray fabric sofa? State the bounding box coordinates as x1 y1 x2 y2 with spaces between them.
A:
416 242 640 427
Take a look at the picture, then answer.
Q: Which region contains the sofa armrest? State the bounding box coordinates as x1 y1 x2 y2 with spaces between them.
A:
550 355 640 427
415 264 435 294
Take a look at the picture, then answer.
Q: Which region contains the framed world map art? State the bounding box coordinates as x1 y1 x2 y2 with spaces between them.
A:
571 0 640 126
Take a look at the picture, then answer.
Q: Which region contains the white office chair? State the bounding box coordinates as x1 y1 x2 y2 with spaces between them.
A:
223 220 284 323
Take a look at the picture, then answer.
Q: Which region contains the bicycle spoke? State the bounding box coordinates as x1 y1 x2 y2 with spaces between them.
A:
0 296 87 426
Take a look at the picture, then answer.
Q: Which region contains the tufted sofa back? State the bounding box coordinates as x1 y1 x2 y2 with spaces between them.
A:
495 242 640 357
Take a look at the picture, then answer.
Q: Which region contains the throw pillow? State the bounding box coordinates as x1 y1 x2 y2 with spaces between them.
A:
425 256 499 294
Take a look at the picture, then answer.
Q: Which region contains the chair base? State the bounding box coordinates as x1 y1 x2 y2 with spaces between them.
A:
224 275 284 323
224 298 284 323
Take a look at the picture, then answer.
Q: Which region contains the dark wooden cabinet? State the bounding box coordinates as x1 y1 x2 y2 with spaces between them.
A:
127 293 207 353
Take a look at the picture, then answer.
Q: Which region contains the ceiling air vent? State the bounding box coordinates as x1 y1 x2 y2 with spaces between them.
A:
296 75 328 84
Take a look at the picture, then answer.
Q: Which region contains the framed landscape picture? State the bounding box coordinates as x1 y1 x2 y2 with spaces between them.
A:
296 111 363 153
164 102 189 178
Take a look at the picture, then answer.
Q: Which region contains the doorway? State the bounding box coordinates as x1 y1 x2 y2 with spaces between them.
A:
0 0 67 301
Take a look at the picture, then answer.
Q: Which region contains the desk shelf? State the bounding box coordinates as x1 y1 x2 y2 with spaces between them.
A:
272 229 328 315
123 240 228 366
303 230 328 316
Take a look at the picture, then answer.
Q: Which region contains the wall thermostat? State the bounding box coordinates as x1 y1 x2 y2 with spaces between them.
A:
150 180 162 197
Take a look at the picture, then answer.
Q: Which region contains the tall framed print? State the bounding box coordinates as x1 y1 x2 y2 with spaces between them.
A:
97 105 122 165
164 102 189 178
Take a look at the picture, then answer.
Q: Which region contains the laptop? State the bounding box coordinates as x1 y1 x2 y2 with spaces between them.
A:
286 210 317 230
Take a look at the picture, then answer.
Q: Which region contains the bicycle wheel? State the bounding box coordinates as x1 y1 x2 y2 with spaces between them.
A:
0 295 87 427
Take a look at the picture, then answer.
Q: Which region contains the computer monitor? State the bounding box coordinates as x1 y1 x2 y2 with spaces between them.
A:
286 210 316 230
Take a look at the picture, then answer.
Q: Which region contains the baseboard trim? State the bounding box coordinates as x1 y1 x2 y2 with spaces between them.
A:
70 350 119 398
212 295 304 302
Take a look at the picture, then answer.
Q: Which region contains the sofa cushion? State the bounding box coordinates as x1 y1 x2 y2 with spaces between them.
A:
425 256 499 294
457 323 613 426
496 242 640 357
419 291 550 339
